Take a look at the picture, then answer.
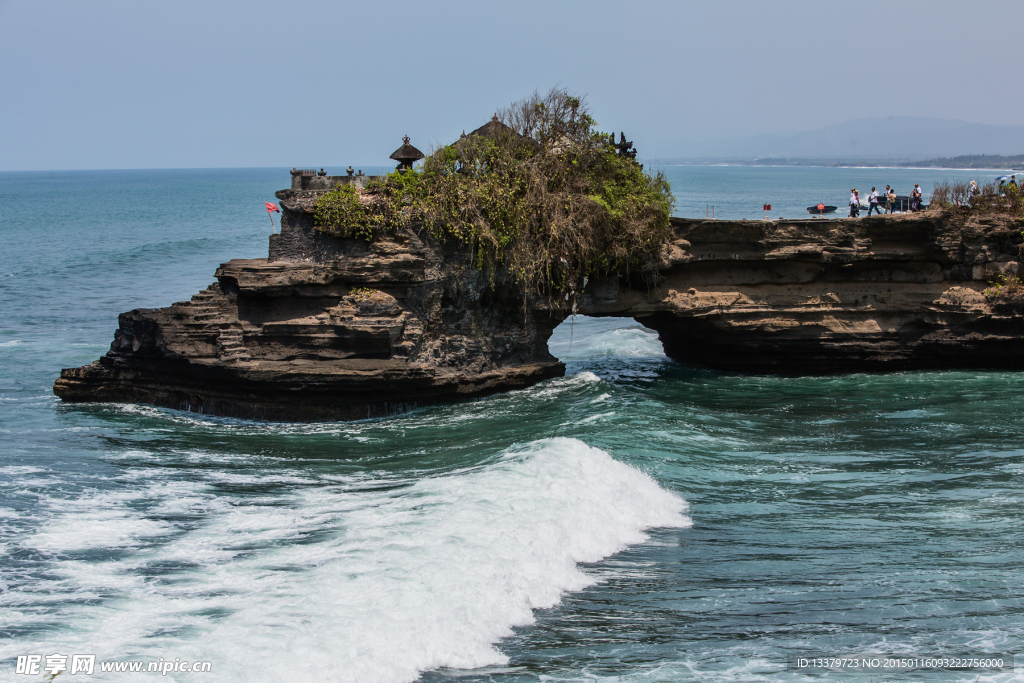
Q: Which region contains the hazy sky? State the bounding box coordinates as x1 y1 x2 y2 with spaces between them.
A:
2 0 1020 171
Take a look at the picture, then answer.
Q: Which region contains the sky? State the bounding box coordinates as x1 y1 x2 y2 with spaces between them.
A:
2 0 1021 171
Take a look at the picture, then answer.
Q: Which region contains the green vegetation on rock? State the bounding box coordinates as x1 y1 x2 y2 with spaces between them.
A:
314 88 674 295
984 272 1024 311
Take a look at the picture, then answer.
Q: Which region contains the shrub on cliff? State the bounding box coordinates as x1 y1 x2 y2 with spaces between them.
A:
314 88 674 296
932 179 1024 220
984 273 1024 313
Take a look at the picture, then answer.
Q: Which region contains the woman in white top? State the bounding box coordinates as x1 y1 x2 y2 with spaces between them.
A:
849 189 860 217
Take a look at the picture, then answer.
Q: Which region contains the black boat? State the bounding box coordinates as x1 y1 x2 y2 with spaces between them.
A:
886 195 927 212
806 204 837 215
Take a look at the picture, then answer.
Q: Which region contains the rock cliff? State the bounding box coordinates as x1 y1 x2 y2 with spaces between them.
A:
586 211 1023 373
54 183 1024 421
54 184 564 421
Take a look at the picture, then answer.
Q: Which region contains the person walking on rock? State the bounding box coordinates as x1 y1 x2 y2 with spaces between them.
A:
849 189 860 217
867 187 881 216
911 183 922 211
885 185 895 213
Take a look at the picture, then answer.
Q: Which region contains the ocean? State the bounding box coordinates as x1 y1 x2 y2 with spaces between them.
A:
1 166 1021 682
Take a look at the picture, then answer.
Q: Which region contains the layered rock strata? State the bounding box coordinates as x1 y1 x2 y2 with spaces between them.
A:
54 187 564 421
55 188 1024 420
583 212 1023 373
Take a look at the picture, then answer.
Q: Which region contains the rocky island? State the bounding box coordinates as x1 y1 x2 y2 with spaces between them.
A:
53 205 1024 421
54 94 1024 422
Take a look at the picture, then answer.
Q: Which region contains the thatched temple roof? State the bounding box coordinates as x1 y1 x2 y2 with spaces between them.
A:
389 136 425 164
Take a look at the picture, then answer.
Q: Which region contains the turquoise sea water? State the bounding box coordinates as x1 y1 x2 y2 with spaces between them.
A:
1 167 1022 682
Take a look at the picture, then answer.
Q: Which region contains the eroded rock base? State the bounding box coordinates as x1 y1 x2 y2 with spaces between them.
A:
57 356 563 422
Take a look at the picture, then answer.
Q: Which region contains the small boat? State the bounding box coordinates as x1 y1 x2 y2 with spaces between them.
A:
806 204 837 215
887 196 927 212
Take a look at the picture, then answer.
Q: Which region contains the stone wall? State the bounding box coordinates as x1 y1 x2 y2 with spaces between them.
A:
289 170 381 191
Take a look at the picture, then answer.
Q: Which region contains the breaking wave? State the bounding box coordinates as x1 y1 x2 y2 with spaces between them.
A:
0 438 689 683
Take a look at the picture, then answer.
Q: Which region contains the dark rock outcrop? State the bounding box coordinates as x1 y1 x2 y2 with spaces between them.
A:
55 181 1024 421
54 186 564 421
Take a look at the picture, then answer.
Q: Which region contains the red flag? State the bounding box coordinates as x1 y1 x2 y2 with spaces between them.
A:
265 202 280 214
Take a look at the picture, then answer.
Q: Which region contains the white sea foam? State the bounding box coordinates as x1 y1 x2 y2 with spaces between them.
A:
25 486 184 554
880 409 934 419
0 465 49 476
579 411 616 424
529 371 602 400
0 438 690 683
549 322 665 360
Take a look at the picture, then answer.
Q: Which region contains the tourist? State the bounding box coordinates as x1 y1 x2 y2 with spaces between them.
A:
886 185 895 213
911 183 922 211
1012 175 1018 189
867 187 881 216
849 188 860 217
969 180 980 203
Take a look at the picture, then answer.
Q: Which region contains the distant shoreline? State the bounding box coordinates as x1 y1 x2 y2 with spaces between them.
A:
650 163 1019 172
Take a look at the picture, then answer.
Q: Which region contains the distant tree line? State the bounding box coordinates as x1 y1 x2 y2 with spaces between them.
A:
894 154 1024 169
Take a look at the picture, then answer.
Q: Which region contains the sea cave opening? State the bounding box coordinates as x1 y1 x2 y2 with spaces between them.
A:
546 315 667 365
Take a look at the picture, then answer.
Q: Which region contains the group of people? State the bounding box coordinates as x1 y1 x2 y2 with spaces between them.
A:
848 184 924 217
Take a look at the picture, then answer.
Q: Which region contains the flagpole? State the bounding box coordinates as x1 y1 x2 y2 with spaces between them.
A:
264 202 280 233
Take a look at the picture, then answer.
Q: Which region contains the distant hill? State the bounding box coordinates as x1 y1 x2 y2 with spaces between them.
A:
662 117 1024 161
646 154 1024 169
